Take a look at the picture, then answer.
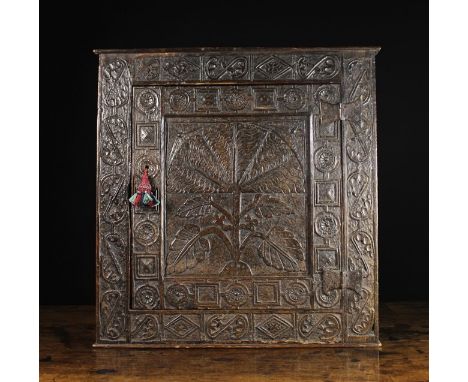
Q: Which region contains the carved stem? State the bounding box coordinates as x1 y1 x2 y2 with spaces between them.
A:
210 198 234 223
232 191 241 262
232 123 241 263
239 194 261 219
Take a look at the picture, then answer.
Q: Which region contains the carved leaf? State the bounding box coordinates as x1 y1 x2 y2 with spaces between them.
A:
236 123 304 193
167 124 232 193
254 196 293 219
257 226 304 271
167 121 304 194
176 196 213 218
167 224 211 274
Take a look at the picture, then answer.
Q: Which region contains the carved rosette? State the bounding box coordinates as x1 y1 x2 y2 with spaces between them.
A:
342 54 378 341
97 56 132 342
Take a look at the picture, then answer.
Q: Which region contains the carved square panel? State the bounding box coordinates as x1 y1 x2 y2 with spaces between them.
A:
253 88 277 110
315 180 340 206
135 255 159 279
96 48 379 348
254 282 280 305
195 284 220 307
165 116 308 279
314 247 340 271
195 88 220 111
136 122 159 147
317 119 339 140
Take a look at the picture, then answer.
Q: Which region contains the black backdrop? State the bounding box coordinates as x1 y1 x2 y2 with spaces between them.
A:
40 1 428 304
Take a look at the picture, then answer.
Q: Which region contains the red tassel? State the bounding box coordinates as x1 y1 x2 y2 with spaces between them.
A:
129 166 160 208
133 193 142 206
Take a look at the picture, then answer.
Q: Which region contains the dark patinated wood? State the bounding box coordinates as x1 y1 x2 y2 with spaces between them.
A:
39 303 428 381
95 47 380 347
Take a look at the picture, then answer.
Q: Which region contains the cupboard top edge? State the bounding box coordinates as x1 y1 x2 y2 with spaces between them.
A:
93 46 381 55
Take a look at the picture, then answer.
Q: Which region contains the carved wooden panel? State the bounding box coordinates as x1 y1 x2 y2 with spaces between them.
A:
95 48 380 347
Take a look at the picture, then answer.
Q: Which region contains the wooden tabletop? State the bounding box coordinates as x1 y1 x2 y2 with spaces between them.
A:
40 302 428 381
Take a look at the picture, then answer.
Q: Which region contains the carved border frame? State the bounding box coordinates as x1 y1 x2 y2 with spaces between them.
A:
95 48 380 347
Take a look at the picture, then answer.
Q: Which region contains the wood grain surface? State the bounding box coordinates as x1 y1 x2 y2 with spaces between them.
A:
95 49 380 347
40 302 428 381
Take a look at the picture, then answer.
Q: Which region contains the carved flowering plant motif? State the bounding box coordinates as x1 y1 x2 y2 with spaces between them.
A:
166 120 306 275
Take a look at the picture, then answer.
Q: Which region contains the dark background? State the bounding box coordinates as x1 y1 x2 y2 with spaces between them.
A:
40 1 428 304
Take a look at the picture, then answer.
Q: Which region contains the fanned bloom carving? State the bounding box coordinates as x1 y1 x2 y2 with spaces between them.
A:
166 120 306 275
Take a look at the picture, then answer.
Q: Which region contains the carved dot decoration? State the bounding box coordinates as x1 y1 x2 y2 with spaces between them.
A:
166 284 191 308
100 116 127 166
353 231 374 256
169 89 190 111
136 89 159 114
224 283 249 307
283 88 305 110
105 116 127 143
347 60 371 103
135 286 160 309
284 282 309 305
103 59 129 108
314 146 338 173
100 174 122 197
104 58 126 82
315 212 339 238
224 89 248 111
100 174 126 224
134 221 158 246
259 94 270 103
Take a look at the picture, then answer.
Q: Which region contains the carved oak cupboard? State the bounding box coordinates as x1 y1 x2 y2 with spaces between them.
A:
94 48 380 347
